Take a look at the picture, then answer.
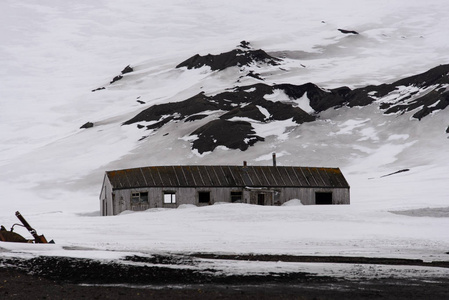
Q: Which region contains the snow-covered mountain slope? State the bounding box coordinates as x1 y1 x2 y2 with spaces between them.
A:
0 1 448 263
113 44 449 154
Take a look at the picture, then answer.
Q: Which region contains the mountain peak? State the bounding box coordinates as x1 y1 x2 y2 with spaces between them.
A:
175 42 281 71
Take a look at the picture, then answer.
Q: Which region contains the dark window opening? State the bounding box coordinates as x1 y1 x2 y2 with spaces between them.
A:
198 191 210 203
315 192 332 205
164 192 176 204
257 194 265 205
132 192 149 203
231 192 243 203
140 192 148 202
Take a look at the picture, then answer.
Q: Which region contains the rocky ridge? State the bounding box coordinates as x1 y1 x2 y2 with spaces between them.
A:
93 42 449 154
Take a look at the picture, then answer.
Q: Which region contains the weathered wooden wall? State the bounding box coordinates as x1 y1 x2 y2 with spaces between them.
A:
103 184 350 215
279 187 350 205
110 187 249 215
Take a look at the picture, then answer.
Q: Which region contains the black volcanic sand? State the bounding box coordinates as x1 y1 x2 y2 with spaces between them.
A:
1 254 449 299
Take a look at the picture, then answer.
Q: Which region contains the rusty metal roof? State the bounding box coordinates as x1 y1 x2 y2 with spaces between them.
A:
106 166 349 190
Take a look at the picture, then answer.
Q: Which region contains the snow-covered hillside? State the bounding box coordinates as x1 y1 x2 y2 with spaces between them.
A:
1 0 448 275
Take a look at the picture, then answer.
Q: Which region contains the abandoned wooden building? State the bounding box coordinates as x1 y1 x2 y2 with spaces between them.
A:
99 160 350 216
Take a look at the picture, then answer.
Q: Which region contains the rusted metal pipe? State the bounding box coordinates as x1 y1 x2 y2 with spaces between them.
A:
15 211 48 243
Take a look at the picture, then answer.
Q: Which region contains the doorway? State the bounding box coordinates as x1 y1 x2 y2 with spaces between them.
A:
315 192 332 205
257 194 265 205
198 191 211 204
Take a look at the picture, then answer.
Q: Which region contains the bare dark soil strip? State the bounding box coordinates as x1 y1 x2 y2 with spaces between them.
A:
191 253 449 268
0 256 331 285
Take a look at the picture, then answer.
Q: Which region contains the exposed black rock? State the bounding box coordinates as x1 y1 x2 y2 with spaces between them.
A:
220 104 268 122
276 83 349 112
146 116 174 130
123 93 219 126
349 64 449 118
123 60 449 153
387 64 449 89
137 100 145 104
345 85 383 107
265 100 315 122
238 40 251 49
185 114 208 122
446 126 449 133
338 28 359 35
245 70 264 80
123 83 317 152
80 122 94 129
91 87 105 92
176 47 281 71
121 65 133 74
109 65 133 85
356 64 449 106
190 119 264 154
380 169 410 178
124 83 317 126
110 75 123 84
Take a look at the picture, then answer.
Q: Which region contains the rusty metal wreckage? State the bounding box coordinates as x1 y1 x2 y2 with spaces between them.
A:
0 211 54 244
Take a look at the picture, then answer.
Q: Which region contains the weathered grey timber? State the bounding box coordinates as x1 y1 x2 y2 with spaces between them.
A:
100 162 350 216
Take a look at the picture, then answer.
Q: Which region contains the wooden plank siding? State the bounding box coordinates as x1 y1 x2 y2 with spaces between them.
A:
100 165 350 216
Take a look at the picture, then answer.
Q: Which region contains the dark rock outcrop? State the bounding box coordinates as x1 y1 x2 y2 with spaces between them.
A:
123 63 449 152
380 169 410 178
338 29 359 35
190 120 264 154
176 42 281 71
245 71 264 81
185 114 208 122
121 41 449 154
124 83 317 127
239 40 251 49
91 87 105 92
348 64 449 118
146 116 174 130
220 104 268 122
110 75 123 84
80 122 94 129
110 65 133 84
121 65 133 74
123 83 316 152
123 93 219 126
276 83 349 112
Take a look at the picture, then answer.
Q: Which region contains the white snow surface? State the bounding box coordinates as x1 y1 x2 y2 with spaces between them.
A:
1 0 449 278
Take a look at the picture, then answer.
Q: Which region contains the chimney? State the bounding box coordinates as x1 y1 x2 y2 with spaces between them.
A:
272 153 276 167
243 161 247 167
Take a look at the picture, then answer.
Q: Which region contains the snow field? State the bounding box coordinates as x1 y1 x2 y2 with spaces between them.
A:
0 0 448 279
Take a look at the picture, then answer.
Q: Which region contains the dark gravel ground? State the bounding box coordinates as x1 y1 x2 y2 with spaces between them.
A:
1 254 448 300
